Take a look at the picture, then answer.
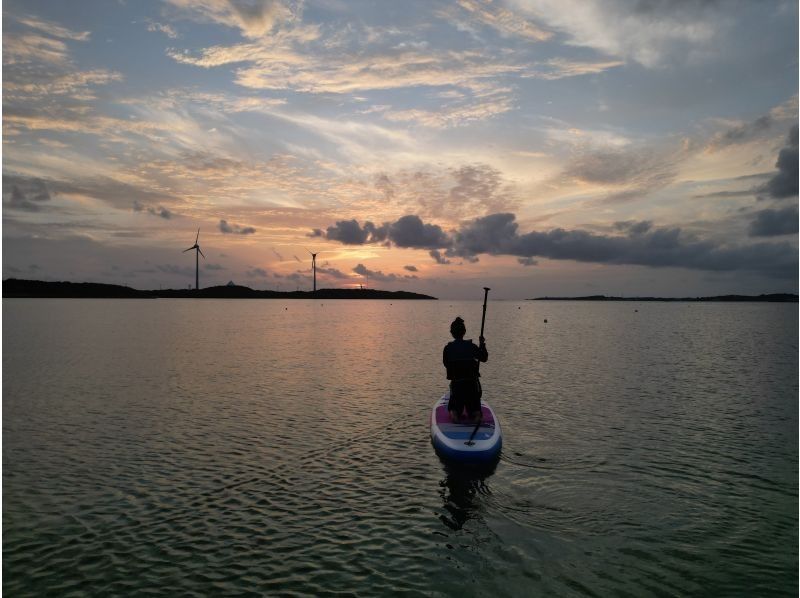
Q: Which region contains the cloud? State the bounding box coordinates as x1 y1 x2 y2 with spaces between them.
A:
384 95 515 128
524 58 624 80
322 211 798 278
133 200 173 219
3 33 71 65
449 0 552 42
450 212 797 278
246 267 270 277
146 21 180 39
764 125 799 199
508 0 724 67
204 263 225 270
315 215 449 249
15 15 91 41
707 115 775 151
518 257 537 266
388 215 450 249
404 265 418 272
563 145 678 196
614 220 653 235
165 0 296 38
321 219 388 245
219 219 256 234
429 249 452 264
316 266 349 279
748 206 799 237
3 176 51 211
352 263 417 282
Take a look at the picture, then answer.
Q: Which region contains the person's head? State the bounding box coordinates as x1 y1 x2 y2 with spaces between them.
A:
450 316 466 339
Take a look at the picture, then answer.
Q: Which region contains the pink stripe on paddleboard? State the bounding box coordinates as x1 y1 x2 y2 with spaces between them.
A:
435 403 494 425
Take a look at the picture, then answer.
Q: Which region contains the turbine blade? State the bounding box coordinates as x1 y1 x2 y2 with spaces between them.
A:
183 247 193 252
198 247 205 258
196 228 200 244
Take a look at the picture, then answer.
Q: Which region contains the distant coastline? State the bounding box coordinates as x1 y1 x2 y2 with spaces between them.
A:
529 294 798 302
2 279 437 300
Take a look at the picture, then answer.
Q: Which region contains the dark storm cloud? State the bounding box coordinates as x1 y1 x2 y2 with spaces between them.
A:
452 213 797 278
748 206 799 237
764 125 798 199
320 219 388 244
3 175 51 211
388 215 450 249
404 265 418 272
219 219 256 234
320 211 797 279
312 215 447 249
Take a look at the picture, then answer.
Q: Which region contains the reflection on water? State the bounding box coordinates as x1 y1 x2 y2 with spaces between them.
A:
439 461 498 531
3 299 798 596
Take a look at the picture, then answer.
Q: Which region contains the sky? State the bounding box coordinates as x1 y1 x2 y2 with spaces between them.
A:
2 0 798 299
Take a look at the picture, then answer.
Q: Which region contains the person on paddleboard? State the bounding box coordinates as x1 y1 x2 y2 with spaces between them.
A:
443 316 488 423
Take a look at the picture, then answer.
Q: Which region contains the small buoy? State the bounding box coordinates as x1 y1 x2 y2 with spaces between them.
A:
544 319 548 323
285 307 288 310
518 306 521 309
635 309 638 312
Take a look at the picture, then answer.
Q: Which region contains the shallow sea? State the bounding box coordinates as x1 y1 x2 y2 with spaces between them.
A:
3 299 798 596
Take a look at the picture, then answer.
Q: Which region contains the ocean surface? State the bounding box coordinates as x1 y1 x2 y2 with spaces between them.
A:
3 299 798 596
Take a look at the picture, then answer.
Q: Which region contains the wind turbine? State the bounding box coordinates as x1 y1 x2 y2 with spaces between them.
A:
183 228 205 290
306 249 322 292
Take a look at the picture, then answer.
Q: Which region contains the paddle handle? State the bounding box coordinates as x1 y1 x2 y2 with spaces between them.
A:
480 287 490 338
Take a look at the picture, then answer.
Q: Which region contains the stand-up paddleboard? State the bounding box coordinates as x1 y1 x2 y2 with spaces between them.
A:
431 393 502 463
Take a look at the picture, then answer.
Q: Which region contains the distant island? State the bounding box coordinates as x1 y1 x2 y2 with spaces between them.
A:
2 279 437 300
529 294 798 302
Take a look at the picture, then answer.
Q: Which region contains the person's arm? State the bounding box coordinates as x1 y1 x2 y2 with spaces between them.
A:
443 345 449 369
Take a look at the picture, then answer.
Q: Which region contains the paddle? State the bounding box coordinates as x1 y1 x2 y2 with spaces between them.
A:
466 287 490 446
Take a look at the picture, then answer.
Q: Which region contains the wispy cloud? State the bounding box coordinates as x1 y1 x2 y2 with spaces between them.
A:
166 0 297 39
508 0 724 67
15 15 90 41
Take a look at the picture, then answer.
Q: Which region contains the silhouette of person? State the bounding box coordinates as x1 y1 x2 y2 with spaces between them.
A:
443 317 488 423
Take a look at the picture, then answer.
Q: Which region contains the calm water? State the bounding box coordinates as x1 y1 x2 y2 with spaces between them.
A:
3 299 798 596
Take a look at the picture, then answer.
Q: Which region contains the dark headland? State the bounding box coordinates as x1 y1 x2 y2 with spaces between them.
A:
530 294 798 302
2 279 437 300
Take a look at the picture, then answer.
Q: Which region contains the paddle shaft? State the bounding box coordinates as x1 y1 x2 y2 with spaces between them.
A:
467 287 490 445
480 287 490 338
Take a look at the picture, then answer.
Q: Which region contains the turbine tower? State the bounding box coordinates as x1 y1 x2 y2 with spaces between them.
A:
183 228 205 290
307 249 321 292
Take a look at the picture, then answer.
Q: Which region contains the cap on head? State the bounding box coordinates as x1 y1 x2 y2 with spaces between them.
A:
450 316 466 338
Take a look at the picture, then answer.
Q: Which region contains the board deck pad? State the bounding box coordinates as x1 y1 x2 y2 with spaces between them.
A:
433 401 496 440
